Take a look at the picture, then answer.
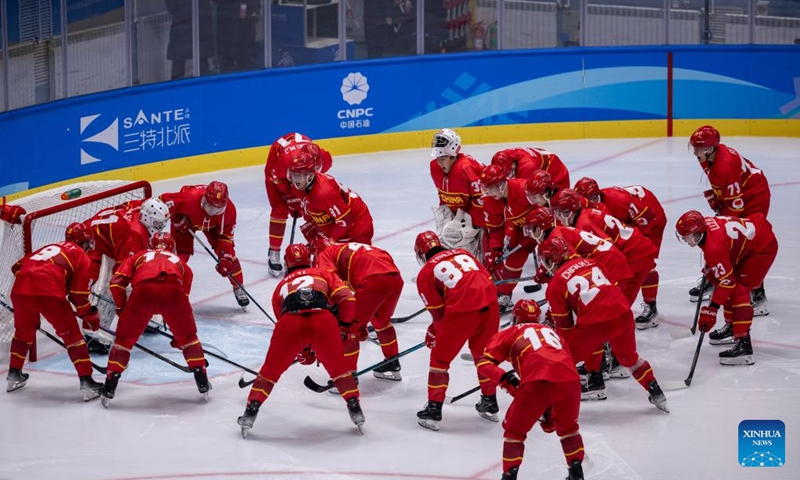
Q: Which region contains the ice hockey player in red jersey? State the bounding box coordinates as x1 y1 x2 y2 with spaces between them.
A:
574 178 666 329
6 222 102 401
524 170 566 207
414 230 500 430
689 125 772 311
160 181 249 308
287 150 374 245
429 129 485 256
477 299 585 480
538 236 668 412
479 165 537 311
491 147 570 188
264 133 333 276
101 232 210 406
313 238 404 381
676 211 777 365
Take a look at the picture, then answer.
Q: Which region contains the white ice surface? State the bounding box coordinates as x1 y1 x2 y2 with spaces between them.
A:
1 137 799 480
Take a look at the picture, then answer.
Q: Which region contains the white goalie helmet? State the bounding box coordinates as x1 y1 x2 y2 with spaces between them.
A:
430 128 461 158
139 198 171 235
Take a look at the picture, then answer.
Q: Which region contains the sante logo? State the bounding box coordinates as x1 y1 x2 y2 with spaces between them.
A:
739 420 785 467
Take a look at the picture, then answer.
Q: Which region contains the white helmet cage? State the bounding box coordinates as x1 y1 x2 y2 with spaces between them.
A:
139 198 171 235
430 129 462 158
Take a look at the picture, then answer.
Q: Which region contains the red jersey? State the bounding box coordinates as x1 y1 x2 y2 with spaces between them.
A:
548 226 633 283
700 214 777 305
264 132 333 198
160 185 237 246
478 323 579 384
292 173 373 243
272 267 355 322
11 241 93 315
546 257 630 328
315 242 399 289
482 196 506 251
416 248 496 319
110 249 193 298
574 207 657 264
430 153 486 228
706 144 770 217
493 147 570 189
84 202 151 279
599 185 666 238
504 179 537 242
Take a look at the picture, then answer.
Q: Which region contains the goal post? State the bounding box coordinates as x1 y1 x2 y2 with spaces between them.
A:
0 180 152 363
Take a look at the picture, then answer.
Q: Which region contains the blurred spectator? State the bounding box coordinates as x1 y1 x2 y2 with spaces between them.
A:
217 0 261 73
365 0 416 58
166 0 214 79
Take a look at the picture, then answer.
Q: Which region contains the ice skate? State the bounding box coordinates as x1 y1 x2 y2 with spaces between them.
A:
566 460 584 480
497 294 513 313
751 287 769 317
233 287 250 308
372 359 402 381
581 370 607 401
267 249 283 277
475 394 499 422
193 367 212 400
79 376 102 402
635 301 659 330
689 278 713 302
84 334 110 355
416 400 443 431
719 336 755 366
607 356 631 379
100 372 121 408
647 380 669 413
708 323 735 345
346 397 365 434
501 466 519 480
6 368 29 393
237 400 261 438
578 362 609 382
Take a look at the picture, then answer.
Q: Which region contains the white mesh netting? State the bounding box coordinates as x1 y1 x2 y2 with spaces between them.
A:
0 180 151 362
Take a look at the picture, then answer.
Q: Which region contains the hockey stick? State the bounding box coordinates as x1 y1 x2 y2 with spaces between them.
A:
523 283 542 293
289 214 298 244
445 384 482 404
662 331 705 391
494 275 536 286
0 297 107 374
670 276 707 340
97 326 193 373
303 341 427 393
191 231 277 325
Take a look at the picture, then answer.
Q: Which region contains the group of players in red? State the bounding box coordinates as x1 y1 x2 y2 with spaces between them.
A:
2 124 777 480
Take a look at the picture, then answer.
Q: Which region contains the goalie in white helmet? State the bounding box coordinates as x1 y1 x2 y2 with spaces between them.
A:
429 128 486 259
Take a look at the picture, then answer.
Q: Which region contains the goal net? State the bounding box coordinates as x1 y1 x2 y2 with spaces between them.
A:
0 180 152 362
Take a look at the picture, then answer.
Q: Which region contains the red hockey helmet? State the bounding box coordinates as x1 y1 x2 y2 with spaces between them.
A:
537 236 571 274
491 150 515 177
573 177 601 202
285 243 312 270
414 230 442 266
202 181 228 216
65 222 94 251
689 125 720 160
522 207 556 242
480 165 508 199
675 210 707 247
549 188 583 225
150 231 177 253
524 170 554 206
287 152 317 189
512 299 542 325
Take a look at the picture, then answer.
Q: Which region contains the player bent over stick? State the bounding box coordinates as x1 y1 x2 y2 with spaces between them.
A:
414 230 500 431
237 244 365 437
477 299 585 480
537 237 669 412
5 223 102 400
101 232 210 407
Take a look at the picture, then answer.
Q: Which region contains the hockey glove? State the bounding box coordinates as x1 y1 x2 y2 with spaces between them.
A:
339 321 357 342
215 252 235 276
543 309 555 328
300 222 321 242
0 204 26 224
296 347 317 365
698 304 719 333
499 370 520 397
354 324 369 343
703 189 721 215
80 307 100 331
172 214 192 233
484 248 503 267
533 264 551 285
425 324 437 349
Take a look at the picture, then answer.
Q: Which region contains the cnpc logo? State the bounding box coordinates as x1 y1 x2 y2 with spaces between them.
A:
337 108 374 119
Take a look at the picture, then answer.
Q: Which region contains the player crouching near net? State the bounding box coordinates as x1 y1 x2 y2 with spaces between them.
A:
537 237 669 413
5 222 102 400
414 231 500 431
477 299 585 480
237 244 365 437
101 232 210 407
